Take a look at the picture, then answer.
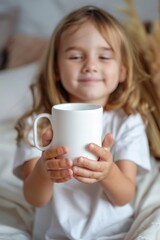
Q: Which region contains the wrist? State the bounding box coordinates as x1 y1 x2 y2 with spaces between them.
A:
35 157 53 184
100 161 116 186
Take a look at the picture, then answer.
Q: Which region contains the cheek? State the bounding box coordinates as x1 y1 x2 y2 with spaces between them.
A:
110 64 125 84
107 65 120 81
60 64 79 86
104 66 122 91
59 62 72 78
58 66 67 83
59 68 73 89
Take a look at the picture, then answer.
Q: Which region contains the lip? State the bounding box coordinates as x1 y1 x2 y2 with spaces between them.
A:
78 78 102 83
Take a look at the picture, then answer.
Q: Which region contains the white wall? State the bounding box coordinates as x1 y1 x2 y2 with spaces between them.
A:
0 0 159 36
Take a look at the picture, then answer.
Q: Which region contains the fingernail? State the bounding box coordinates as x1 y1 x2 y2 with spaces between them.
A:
73 166 78 173
103 147 110 151
79 157 84 163
89 144 94 150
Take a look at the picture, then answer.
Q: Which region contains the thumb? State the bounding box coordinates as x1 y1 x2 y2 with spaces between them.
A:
42 128 53 146
102 133 114 150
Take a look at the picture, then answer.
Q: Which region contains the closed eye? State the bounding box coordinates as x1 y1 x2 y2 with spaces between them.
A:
99 48 114 60
69 55 83 61
99 55 112 60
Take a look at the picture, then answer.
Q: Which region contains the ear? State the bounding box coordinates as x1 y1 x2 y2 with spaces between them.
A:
119 65 127 83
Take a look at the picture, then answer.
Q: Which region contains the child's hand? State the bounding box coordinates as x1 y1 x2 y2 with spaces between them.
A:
72 133 114 184
38 128 73 183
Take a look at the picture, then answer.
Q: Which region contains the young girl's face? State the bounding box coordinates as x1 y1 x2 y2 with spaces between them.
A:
57 21 126 106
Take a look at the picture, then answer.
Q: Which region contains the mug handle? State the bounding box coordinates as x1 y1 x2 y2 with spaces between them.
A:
33 113 53 151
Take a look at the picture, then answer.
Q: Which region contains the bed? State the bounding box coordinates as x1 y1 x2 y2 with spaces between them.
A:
0 1 160 239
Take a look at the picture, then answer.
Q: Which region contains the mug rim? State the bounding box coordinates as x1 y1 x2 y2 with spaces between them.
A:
53 103 102 111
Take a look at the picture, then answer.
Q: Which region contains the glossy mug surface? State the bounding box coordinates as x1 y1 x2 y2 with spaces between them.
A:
33 103 103 162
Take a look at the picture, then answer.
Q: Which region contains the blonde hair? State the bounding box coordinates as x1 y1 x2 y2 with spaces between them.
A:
16 5 150 144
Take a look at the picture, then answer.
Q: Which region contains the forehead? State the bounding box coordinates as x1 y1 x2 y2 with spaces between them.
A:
60 22 108 46
58 20 121 56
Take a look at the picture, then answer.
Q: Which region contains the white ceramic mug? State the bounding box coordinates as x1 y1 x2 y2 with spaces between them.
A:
33 103 103 162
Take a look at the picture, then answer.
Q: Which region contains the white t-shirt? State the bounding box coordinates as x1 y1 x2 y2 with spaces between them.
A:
13 109 151 240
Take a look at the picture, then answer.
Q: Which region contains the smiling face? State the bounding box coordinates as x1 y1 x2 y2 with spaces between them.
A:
57 21 126 106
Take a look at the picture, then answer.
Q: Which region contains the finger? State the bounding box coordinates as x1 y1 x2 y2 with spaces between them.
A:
55 176 73 183
73 168 98 184
42 128 53 146
73 165 100 177
44 146 68 159
49 168 73 180
102 133 114 150
74 157 105 172
46 158 73 170
74 175 97 184
88 143 112 162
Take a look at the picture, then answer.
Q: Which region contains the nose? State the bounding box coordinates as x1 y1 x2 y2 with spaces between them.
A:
82 58 97 73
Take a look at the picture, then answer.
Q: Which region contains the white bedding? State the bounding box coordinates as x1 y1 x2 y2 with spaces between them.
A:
0 63 38 238
125 158 160 239
0 64 160 240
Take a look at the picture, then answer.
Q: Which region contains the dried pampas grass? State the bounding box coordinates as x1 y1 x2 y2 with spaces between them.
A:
119 0 160 159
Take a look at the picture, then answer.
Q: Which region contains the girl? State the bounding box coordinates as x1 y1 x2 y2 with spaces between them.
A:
14 5 151 240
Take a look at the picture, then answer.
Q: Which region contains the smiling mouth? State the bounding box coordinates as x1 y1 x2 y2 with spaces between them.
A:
78 78 102 83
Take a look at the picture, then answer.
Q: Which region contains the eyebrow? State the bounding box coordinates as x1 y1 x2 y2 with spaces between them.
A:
64 46 113 53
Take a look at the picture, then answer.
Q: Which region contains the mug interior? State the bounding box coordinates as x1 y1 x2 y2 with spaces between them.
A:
53 103 102 111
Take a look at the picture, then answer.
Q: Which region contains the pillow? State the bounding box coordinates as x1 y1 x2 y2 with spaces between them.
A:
0 63 38 235
0 7 19 50
0 7 19 69
0 62 39 170
0 62 39 121
6 34 49 69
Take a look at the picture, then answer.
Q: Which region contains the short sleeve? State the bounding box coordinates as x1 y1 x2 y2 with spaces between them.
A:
13 117 42 180
13 139 42 180
110 113 151 175
103 109 151 175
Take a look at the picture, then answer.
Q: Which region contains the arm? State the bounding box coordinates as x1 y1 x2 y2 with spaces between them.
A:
22 130 73 208
22 157 53 208
100 160 137 206
73 133 137 206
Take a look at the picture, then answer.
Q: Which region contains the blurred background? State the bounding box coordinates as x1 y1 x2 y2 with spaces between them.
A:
0 0 159 36
0 0 159 70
